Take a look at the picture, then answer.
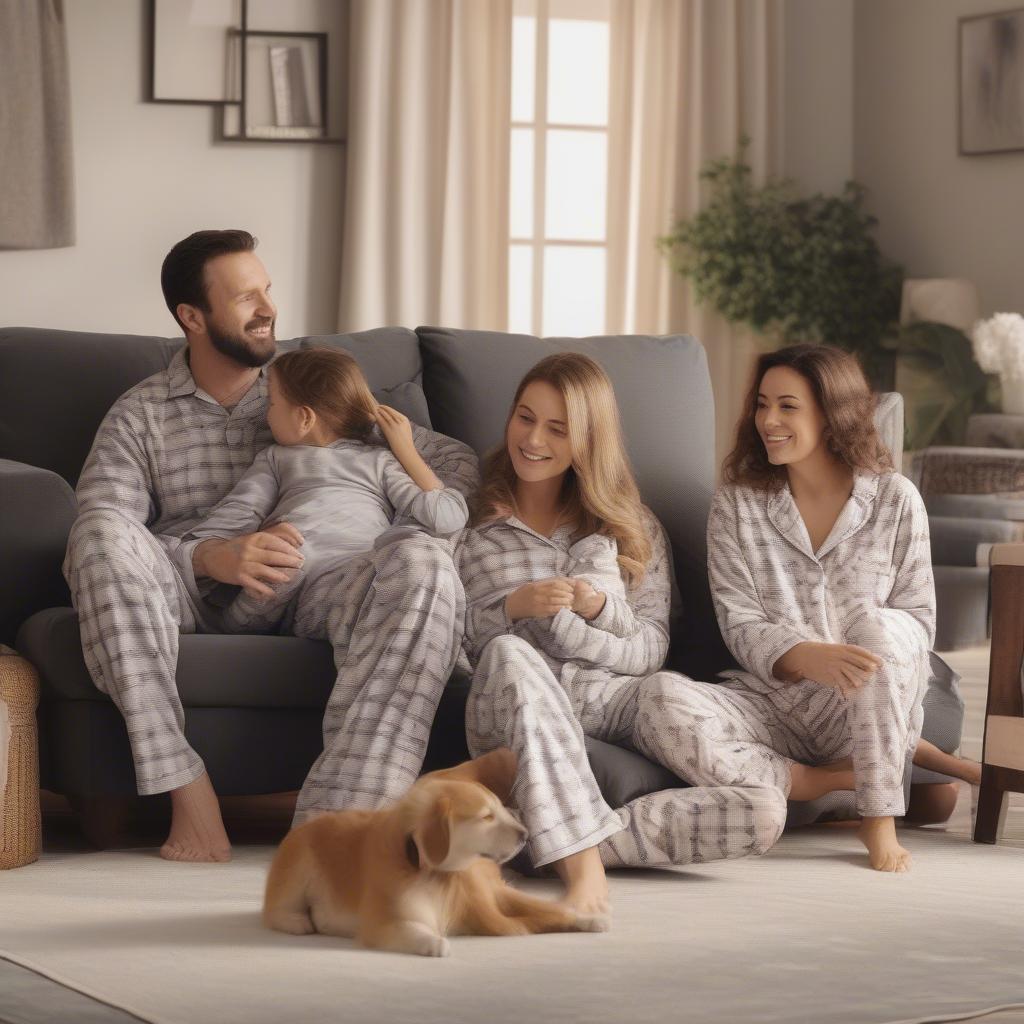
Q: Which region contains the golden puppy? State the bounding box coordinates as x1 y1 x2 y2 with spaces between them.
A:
262 749 608 956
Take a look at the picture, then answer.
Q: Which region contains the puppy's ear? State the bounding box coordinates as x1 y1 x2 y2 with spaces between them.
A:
428 748 518 804
413 795 452 869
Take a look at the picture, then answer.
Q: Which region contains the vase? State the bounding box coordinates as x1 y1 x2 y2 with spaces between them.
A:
1001 375 1024 415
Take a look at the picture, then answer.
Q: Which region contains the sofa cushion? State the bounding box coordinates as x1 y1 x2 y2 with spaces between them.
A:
18 608 337 709
298 328 422 391
0 328 180 486
370 381 432 429
416 326 727 678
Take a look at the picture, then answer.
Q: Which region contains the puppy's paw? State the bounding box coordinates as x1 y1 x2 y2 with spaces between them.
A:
571 910 611 933
412 933 451 958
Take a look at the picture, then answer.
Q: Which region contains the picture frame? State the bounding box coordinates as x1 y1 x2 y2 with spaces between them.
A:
959 7 1024 155
148 0 242 105
222 30 329 141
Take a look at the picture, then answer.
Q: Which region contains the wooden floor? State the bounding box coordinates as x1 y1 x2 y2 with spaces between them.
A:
940 643 1024 847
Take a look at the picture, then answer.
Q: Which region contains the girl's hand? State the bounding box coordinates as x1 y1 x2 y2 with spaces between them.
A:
571 579 607 621
780 641 883 698
375 404 416 455
506 578 575 621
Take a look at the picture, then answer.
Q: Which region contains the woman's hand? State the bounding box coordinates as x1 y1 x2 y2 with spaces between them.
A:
774 641 883 698
571 579 607 621
374 404 416 456
506 578 576 621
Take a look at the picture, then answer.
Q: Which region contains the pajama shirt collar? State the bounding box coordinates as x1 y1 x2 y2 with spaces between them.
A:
765 468 882 562
476 515 577 548
164 346 270 415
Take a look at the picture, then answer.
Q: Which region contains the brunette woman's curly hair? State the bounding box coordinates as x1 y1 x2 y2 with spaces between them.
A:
722 344 893 490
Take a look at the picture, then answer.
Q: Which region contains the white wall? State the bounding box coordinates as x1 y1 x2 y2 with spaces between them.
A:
782 0 855 194
855 0 1024 316
0 0 346 340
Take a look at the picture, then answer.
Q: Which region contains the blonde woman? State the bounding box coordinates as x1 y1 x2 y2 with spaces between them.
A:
458 353 789 917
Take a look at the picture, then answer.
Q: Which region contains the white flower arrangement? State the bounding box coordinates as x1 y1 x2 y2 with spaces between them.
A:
972 312 1024 380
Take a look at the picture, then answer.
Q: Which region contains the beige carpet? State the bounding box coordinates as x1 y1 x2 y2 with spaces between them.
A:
3 644 1022 1024
1 826 1022 1024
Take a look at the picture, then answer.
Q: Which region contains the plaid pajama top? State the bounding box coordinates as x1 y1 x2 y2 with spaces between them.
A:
75 347 479 603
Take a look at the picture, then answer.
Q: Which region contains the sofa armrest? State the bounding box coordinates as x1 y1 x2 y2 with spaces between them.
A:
929 516 1024 567
912 447 1024 499
0 459 77 645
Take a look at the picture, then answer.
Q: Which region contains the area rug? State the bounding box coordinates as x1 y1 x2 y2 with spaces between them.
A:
1 827 1022 1024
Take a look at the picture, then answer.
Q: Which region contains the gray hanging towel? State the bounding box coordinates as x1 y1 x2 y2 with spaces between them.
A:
0 0 75 249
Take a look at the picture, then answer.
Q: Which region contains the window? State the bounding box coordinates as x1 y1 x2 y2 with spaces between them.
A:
509 0 611 337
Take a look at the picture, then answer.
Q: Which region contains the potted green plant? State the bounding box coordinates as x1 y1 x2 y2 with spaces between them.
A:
660 145 991 448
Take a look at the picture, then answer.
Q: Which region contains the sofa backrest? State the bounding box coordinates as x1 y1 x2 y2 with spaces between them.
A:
0 323 729 675
415 326 728 678
0 326 421 488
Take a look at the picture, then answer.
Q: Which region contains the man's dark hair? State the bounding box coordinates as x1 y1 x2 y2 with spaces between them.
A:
160 229 257 331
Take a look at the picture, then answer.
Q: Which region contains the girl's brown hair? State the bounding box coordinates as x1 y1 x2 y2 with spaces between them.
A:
722 343 893 490
270 348 377 440
473 352 652 586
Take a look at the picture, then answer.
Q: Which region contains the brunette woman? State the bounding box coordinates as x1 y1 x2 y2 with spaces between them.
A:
695 344 975 872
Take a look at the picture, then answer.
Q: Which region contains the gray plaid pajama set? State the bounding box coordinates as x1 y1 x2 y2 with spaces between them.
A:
63 349 477 822
692 469 935 820
458 512 790 870
184 440 469 634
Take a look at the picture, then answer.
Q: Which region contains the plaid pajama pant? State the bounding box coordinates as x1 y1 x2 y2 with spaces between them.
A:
459 514 787 870
64 349 477 808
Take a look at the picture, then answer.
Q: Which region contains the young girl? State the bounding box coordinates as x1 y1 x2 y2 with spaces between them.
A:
458 353 791 918
187 347 469 632
695 344 976 872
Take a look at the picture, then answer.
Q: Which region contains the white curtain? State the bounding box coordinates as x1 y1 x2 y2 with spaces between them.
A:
338 0 512 332
606 0 783 466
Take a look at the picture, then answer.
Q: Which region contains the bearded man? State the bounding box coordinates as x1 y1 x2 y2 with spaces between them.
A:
63 230 475 861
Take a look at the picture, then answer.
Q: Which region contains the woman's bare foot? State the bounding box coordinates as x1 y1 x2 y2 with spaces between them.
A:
789 757 855 801
857 816 911 872
160 772 232 863
551 847 610 916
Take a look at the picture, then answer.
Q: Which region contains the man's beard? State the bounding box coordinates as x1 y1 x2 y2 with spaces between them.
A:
207 316 276 368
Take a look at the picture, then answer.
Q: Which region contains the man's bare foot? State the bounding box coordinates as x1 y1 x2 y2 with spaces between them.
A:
160 772 232 863
857 816 911 872
551 847 610 916
789 758 855 801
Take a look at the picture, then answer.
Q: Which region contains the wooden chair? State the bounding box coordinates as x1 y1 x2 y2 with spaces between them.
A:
974 544 1024 843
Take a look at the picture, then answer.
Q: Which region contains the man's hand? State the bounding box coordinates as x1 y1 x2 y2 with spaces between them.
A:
773 641 882 698
193 526 305 599
571 579 607 621
505 578 575 621
261 521 305 548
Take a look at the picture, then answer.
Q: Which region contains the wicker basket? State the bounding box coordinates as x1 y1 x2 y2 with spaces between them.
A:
0 645 41 869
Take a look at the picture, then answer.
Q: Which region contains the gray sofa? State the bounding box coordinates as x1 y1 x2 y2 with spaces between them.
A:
1 325 728 813
0 325 961 826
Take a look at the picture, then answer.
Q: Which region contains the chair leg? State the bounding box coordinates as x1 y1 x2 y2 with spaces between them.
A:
973 768 1006 844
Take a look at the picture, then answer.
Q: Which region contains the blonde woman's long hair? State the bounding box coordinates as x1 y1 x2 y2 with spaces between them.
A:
473 352 652 586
